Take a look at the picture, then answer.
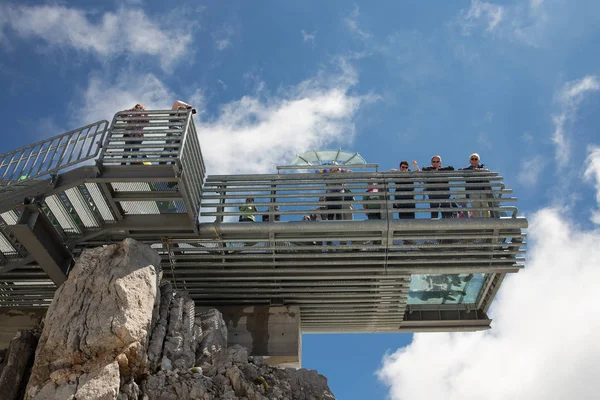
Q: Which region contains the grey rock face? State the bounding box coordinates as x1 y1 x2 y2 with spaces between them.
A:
147 282 173 373
197 308 228 368
19 238 336 399
25 238 161 400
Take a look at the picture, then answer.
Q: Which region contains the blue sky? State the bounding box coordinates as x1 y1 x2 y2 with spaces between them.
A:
2 1 600 399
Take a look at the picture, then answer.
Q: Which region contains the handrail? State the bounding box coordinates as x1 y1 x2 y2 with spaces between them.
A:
200 170 520 220
99 109 195 164
99 109 205 223
0 120 109 193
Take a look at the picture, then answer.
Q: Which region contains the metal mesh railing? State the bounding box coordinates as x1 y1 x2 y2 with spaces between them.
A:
99 109 205 222
100 109 194 165
178 114 206 222
0 120 108 194
200 170 519 222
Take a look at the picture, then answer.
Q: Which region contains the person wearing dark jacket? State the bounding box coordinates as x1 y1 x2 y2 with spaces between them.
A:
421 155 454 219
459 153 491 218
392 160 420 219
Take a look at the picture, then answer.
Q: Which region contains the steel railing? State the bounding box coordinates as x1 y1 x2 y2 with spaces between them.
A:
200 170 520 222
178 112 206 223
99 109 205 222
100 109 194 164
0 120 109 194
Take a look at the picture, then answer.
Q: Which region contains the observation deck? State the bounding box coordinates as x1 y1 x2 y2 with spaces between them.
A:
0 110 527 333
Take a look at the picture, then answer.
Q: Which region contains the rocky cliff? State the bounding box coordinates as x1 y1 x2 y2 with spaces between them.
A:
0 239 335 400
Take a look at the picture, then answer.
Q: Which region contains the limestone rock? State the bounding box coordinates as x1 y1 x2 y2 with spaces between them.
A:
25 238 161 400
74 361 120 400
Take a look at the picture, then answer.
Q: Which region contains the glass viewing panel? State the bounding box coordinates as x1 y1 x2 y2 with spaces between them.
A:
407 273 486 305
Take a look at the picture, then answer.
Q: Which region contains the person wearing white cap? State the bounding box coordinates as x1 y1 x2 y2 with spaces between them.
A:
161 100 197 165
459 153 490 218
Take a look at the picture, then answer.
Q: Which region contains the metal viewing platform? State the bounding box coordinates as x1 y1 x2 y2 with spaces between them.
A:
0 109 527 333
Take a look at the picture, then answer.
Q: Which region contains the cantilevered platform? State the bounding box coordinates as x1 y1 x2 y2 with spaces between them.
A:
0 109 527 333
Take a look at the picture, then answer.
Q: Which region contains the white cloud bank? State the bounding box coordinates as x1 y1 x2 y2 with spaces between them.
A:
197 60 370 174
552 76 600 163
79 72 174 125
0 4 193 69
78 59 370 175
377 147 600 399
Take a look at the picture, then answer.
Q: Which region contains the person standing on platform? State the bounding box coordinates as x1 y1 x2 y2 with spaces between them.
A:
161 100 197 165
459 153 491 218
421 155 454 219
239 198 257 222
393 160 419 219
122 103 148 165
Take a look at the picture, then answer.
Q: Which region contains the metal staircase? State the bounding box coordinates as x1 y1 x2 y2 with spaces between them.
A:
0 109 527 333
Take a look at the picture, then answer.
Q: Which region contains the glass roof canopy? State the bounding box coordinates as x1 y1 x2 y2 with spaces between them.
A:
288 149 367 167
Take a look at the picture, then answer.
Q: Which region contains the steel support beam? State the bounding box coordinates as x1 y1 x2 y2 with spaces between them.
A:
0 255 35 275
9 204 72 285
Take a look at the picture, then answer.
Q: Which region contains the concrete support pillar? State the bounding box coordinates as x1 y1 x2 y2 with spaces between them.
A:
210 305 302 368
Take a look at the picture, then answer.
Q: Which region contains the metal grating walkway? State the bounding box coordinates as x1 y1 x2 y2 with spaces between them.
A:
0 109 527 333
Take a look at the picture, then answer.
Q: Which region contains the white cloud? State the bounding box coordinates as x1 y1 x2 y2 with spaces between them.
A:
215 38 231 51
77 58 370 175
78 72 174 124
584 145 600 224
552 76 600 163
301 29 317 45
378 202 600 399
198 60 370 175
217 79 228 91
213 25 235 51
0 4 193 69
459 0 504 35
345 6 371 40
517 154 546 186
454 0 551 46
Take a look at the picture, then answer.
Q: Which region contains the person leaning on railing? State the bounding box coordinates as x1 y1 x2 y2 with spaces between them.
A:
121 103 149 165
319 166 352 221
160 100 197 165
459 152 491 218
239 197 257 222
391 160 420 219
421 155 454 219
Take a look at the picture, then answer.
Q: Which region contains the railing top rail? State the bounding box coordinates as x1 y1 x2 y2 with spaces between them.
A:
0 119 109 191
0 120 108 157
206 170 502 182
